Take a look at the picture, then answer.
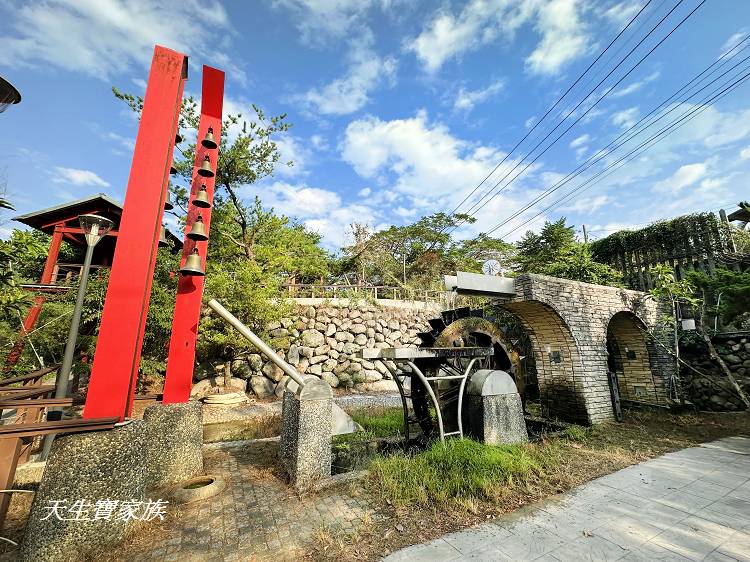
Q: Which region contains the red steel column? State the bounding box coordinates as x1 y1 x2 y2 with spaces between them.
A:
83 46 187 420
163 66 225 403
3 225 64 371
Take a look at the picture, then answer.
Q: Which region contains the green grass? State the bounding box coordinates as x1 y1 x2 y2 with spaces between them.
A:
562 424 590 442
369 438 546 508
350 407 404 438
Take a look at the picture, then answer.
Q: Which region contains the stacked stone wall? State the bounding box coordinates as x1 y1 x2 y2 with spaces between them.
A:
194 299 440 397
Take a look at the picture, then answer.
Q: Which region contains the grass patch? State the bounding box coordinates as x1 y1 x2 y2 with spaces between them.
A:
370 438 546 508
562 424 590 442
350 407 404 438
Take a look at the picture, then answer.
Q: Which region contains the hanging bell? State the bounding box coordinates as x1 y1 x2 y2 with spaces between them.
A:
192 184 211 208
179 248 205 276
164 189 174 211
201 126 218 150
187 215 208 241
198 155 214 178
175 131 183 144
158 225 169 248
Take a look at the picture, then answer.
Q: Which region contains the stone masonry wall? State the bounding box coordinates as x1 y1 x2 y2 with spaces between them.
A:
194 298 440 397
505 274 675 424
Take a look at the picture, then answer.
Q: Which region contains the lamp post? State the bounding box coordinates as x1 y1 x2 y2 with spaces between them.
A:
40 214 113 460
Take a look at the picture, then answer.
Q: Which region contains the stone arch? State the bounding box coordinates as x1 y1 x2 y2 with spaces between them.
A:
606 310 665 404
502 299 589 423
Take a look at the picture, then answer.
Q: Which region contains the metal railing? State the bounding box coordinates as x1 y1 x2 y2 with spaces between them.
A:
50 263 109 286
282 283 447 302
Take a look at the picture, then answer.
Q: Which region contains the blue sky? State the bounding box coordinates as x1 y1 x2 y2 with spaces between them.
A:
0 0 749 249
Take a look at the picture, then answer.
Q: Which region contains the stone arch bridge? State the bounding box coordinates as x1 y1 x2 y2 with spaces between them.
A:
446 272 675 424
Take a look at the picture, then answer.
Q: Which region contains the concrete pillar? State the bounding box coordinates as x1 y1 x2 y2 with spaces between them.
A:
280 377 332 491
143 400 203 489
465 370 528 445
21 422 147 561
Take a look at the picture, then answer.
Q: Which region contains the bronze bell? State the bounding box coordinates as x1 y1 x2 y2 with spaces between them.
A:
201 126 218 150
158 225 169 248
198 155 214 178
179 248 205 276
175 131 183 144
192 184 211 208
187 215 208 241
164 189 174 211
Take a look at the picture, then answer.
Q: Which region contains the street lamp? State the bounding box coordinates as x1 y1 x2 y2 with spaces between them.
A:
40 214 113 460
0 75 21 114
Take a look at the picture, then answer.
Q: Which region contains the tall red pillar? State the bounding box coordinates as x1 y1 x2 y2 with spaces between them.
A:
83 46 187 420
163 66 225 403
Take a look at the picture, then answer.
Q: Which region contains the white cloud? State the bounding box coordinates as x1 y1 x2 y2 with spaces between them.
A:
652 163 708 194
454 80 504 112
612 70 660 98
611 107 639 128
255 181 341 219
358 187 372 197
740 146 750 160
52 167 110 188
559 194 610 214
271 0 398 46
408 0 588 75
525 0 590 75
299 33 397 115
274 135 312 178
569 134 590 149
721 30 747 57
0 0 243 82
602 1 641 25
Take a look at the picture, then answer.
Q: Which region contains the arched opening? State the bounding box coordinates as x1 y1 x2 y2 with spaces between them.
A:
502 300 588 424
607 311 663 405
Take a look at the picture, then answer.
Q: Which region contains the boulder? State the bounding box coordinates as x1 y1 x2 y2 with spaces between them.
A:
250 375 274 398
308 364 322 376
321 372 339 388
231 359 253 379
247 354 263 371
725 354 741 364
191 376 246 399
301 329 325 347
326 324 336 337
262 361 284 382
351 324 367 334
287 345 300 366
354 334 368 345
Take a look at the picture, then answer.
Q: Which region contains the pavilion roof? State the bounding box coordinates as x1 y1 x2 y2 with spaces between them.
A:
14 193 123 234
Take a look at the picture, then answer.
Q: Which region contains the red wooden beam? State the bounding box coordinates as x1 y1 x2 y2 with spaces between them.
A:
83 46 187 421
163 66 225 403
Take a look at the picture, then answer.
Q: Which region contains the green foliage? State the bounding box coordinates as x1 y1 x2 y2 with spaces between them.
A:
370 438 544 507
515 218 621 286
688 267 750 328
562 425 589 442
649 264 698 306
350 407 404 438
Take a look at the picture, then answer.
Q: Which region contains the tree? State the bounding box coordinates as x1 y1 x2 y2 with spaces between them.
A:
516 218 621 285
650 264 750 408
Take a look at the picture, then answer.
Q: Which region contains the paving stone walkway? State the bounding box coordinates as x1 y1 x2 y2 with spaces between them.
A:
384 436 750 562
133 439 383 562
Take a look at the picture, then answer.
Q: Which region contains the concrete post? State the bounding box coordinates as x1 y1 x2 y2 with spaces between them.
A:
465 370 528 445
280 377 333 491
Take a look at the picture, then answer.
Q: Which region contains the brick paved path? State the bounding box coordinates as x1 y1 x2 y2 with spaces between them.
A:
135 439 381 561
384 437 750 562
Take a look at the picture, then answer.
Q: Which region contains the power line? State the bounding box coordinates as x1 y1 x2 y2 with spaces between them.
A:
443 0 656 220
455 0 704 229
496 69 750 241
480 34 750 237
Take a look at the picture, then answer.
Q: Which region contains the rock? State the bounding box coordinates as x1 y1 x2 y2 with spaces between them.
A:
321 372 339 388
191 376 246 399
310 355 327 365
390 330 403 341
725 354 741 364
732 344 742 352
287 345 300 366
250 375 274 398
347 362 363 374
334 361 350 374
326 324 336 337
743 360 750 368
247 354 263 371
301 346 314 359
301 329 325 348
350 309 362 319
315 322 327 331
308 364 322 376
362 360 376 370
231 359 253 379
342 342 359 355
388 320 400 330
322 359 337 372
280 318 292 328
375 333 385 342
297 358 309 374
352 372 366 384
314 345 330 355
335 332 350 342
354 334 368 345
351 324 367 334
262 361 284 382
363 380 398 393
268 321 282 331
275 376 291 397
364 370 382 382
328 349 340 359
366 328 375 338
270 327 287 338
305 306 316 318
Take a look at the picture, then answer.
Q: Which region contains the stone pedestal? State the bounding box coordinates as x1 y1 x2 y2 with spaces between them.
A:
465 369 528 445
21 421 147 562
143 400 203 489
280 377 332 491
